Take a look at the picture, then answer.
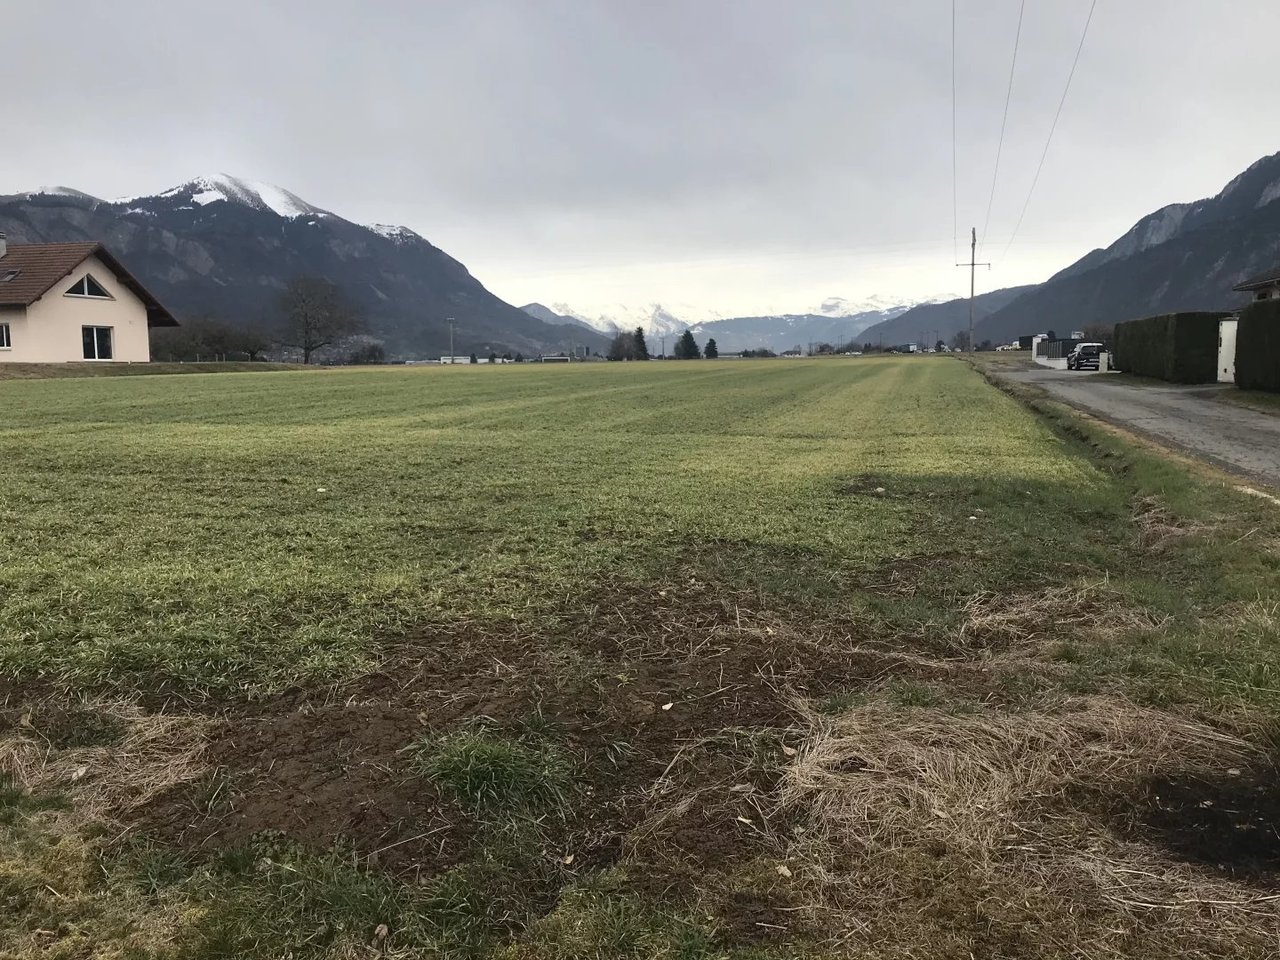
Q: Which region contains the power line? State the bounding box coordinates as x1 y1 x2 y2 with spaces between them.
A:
1000 0 1098 262
951 0 959 265
980 0 1026 254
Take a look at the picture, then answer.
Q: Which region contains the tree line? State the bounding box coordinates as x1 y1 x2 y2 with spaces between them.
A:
606 327 719 360
152 277 377 364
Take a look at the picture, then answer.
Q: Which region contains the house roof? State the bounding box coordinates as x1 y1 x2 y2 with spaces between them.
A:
0 242 179 326
1233 265 1280 292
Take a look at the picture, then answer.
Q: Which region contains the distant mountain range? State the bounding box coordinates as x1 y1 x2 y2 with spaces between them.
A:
8 150 1280 361
0 175 608 357
526 153 1280 355
855 286 1036 350
521 297 921 354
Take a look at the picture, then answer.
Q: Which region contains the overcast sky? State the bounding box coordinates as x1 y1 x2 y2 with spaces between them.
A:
9 1 1280 320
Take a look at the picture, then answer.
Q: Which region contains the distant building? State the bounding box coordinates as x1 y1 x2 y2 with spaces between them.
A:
0 235 178 363
1233 265 1280 302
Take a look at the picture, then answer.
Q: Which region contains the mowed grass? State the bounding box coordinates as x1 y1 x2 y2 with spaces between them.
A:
0 358 1094 695
2 356 1279 959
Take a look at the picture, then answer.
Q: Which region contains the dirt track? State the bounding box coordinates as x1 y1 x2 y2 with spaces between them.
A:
997 367 1280 489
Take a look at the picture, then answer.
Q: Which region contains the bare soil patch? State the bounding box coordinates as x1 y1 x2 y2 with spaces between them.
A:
1093 769 1280 884
136 578 880 881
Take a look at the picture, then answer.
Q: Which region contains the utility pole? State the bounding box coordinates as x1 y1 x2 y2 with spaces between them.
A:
957 227 990 353
660 334 666 359
447 317 455 363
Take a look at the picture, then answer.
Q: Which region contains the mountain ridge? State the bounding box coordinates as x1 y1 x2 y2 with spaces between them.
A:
523 297 921 353
0 176 609 357
973 150 1280 343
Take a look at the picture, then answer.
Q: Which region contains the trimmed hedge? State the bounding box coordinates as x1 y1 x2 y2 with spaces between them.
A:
1112 312 1229 383
1236 300 1280 393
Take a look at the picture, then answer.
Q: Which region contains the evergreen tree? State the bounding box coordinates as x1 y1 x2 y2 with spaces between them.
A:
674 330 701 359
704 338 719 359
632 326 650 360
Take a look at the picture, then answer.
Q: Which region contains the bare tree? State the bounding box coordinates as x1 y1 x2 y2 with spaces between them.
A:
277 277 361 364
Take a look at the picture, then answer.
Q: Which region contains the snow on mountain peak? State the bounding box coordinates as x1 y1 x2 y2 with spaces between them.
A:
548 302 701 337
116 174 327 219
25 185 102 202
817 294 918 317
542 295 934 339
366 223 420 242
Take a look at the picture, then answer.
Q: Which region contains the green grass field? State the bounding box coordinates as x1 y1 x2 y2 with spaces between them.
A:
2 357 1278 958
0 361 304 380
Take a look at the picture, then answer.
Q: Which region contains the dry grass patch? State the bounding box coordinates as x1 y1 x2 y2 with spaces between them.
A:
955 581 1164 651
1133 494 1214 552
775 695 1280 957
0 699 211 820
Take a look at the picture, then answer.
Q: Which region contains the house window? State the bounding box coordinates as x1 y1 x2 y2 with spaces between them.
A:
0 323 9 349
82 326 113 360
65 274 113 299
0 270 19 283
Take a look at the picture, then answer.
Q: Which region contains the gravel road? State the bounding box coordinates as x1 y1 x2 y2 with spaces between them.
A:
994 366 1280 489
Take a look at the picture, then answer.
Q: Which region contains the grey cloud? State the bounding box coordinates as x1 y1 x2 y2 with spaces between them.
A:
9 0 1280 315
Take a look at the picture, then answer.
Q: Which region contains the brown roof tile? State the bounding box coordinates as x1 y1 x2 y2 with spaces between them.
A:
0 242 178 326
0 242 100 305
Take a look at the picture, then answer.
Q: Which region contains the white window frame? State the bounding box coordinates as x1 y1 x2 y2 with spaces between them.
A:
0 322 10 350
64 273 115 301
82 325 114 361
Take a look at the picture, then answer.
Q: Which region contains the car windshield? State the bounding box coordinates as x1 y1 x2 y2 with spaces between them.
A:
1078 345 1100 355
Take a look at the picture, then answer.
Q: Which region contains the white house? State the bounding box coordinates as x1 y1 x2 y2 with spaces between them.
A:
1233 265 1280 302
0 235 178 363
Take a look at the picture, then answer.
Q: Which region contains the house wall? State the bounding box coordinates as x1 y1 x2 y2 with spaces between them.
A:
0 256 152 363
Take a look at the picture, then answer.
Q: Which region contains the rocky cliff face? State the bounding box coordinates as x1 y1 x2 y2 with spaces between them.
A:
973 151 1280 342
0 175 608 357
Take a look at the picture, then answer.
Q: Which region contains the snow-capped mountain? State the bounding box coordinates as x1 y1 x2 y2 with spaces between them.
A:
685 304 914 353
1 175 608 356
539 296 924 342
814 294 937 318
114 174 329 220
525 297 921 353
546 302 711 338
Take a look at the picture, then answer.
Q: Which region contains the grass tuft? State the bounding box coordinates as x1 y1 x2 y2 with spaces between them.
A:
412 729 573 817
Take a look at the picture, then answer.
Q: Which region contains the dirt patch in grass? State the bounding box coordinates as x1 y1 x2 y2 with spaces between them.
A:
713 886 805 944
135 579 881 882
1091 768 1280 885
140 701 472 877
129 551 1065 905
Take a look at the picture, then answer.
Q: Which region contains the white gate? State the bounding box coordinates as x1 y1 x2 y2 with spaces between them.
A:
1218 319 1238 383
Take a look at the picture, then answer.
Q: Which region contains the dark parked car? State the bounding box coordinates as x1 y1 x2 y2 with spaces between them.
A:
1066 342 1104 371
